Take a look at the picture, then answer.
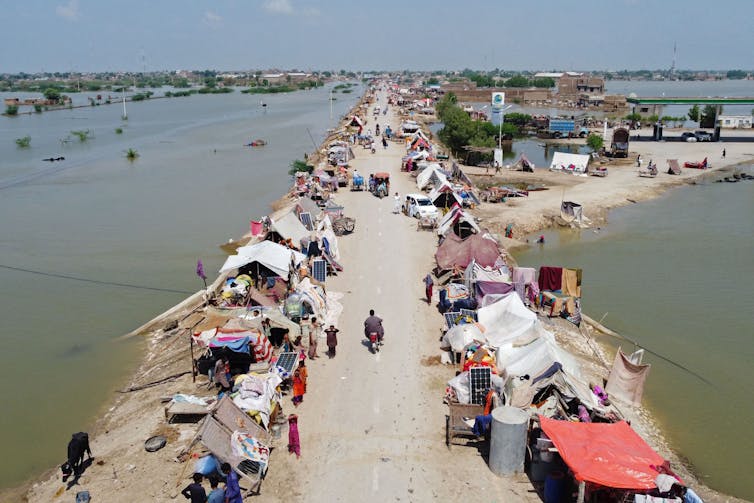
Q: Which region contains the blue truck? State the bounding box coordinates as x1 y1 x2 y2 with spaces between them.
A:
546 119 589 139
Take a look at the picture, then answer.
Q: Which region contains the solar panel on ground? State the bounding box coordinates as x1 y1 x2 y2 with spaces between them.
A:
444 312 461 329
460 309 478 322
312 259 327 282
276 352 299 374
299 212 313 231
469 366 492 405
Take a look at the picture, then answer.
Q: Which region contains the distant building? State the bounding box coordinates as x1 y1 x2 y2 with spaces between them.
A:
717 115 753 129
558 74 604 96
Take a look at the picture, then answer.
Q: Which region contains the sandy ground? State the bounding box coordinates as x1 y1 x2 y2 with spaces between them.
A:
19 94 754 502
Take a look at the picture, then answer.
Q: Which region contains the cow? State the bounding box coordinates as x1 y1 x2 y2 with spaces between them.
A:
62 432 92 481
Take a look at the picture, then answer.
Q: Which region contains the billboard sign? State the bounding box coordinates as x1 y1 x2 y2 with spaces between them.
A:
491 92 505 108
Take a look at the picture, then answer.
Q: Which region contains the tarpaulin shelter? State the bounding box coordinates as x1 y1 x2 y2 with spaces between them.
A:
416 164 447 190
435 233 501 271
667 159 681 175
220 240 307 279
348 116 364 127
539 416 669 490
268 211 310 246
476 293 540 348
549 152 590 174
437 204 481 239
560 201 584 225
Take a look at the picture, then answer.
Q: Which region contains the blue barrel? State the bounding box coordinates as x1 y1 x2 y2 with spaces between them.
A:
544 471 565 503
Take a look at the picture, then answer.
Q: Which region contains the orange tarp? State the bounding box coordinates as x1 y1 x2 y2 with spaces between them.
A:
539 416 669 490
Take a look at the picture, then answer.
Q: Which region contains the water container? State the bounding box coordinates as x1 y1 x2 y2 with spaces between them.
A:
544 471 565 503
250 220 263 236
488 406 529 475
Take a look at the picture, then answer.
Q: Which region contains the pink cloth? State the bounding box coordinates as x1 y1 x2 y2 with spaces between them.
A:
288 421 300 457
512 267 536 285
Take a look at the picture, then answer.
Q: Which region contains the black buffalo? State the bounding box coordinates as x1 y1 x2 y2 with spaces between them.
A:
62 432 92 481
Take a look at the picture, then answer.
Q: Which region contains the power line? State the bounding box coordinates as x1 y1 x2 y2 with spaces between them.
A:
0 263 194 295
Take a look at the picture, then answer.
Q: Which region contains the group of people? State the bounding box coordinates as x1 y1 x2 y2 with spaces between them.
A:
181 463 243 503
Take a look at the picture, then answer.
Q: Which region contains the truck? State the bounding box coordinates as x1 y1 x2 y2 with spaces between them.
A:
610 127 630 158
542 119 589 139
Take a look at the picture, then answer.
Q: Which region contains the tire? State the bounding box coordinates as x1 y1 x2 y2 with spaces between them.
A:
344 219 355 232
145 435 167 452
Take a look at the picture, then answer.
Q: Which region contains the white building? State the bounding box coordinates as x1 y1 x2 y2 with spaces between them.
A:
717 115 752 129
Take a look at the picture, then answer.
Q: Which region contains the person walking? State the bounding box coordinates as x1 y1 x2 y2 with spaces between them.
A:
324 324 339 358
308 317 321 359
423 274 434 304
392 192 401 214
382 136 388 149
722 148 726 158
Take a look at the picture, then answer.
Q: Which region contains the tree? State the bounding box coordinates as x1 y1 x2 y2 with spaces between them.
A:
687 104 700 123
586 133 604 152
505 75 530 88
5 105 18 115
15 135 31 147
727 70 747 79
425 77 439 86
647 114 659 124
624 112 641 123
700 105 719 128
125 148 139 161
288 159 312 176
43 88 61 103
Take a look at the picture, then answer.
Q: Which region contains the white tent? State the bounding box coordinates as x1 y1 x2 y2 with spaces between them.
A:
436 205 481 237
549 152 590 174
416 164 446 190
442 324 484 352
428 182 463 207
271 211 310 245
476 293 540 348
220 240 306 279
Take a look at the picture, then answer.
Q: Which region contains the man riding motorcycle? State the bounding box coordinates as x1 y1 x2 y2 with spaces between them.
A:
364 309 384 347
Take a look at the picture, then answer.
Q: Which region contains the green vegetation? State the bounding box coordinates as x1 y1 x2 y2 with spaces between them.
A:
687 105 700 123
243 85 295 94
130 91 154 101
115 127 123 134
700 105 720 128
502 113 532 126
15 135 31 148
647 114 659 124
125 148 139 161
435 92 519 164
71 130 91 142
165 90 196 97
288 159 313 176
43 88 62 103
586 133 604 152
727 70 747 79
624 112 641 123
198 87 233 94
34 104 43 113
5 105 19 116
425 77 440 86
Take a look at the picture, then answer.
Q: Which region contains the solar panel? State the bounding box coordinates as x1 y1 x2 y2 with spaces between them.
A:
460 309 478 322
469 366 492 405
275 352 298 375
299 212 313 231
312 259 327 282
444 312 461 329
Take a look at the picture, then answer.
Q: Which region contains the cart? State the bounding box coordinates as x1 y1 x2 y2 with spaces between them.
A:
445 401 484 448
371 172 390 198
416 215 438 231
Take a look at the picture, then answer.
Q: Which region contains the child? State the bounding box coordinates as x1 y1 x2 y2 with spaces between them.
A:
325 324 339 358
298 359 308 393
181 473 207 503
292 368 305 406
207 476 225 503
288 414 301 458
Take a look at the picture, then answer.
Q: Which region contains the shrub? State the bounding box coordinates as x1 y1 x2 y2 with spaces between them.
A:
15 135 31 147
5 105 18 115
115 127 123 134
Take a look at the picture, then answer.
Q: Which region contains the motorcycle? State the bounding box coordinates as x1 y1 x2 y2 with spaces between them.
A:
368 332 382 353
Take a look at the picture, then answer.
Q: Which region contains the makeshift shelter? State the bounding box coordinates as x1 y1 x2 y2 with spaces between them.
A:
268 211 310 247
549 152 590 174
429 183 463 210
437 205 481 239
348 116 364 128
220 240 307 280
539 416 670 491
435 234 501 271
416 164 447 190
605 349 651 406
476 293 540 348
560 201 584 225
667 159 681 175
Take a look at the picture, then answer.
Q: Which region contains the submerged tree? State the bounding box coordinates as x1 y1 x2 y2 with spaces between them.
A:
71 130 91 142
125 148 139 161
15 135 31 148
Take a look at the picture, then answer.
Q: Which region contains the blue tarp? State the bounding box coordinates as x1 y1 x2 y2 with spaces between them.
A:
209 336 251 354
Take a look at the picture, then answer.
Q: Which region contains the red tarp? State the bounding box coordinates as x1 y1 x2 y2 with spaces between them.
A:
435 233 501 271
539 416 668 490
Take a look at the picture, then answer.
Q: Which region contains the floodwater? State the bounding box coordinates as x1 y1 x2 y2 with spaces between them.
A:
514 171 754 500
0 84 361 489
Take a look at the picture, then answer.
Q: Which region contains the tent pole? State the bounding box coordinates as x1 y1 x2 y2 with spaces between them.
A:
190 337 196 383
577 481 586 503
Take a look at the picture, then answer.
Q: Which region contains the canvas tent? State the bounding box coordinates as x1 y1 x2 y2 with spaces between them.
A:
560 201 584 225
539 416 670 490
549 152 590 174
269 211 310 246
429 183 463 210
476 293 540 348
437 205 481 238
220 240 307 279
416 164 447 190
348 116 364 127
435 234 501 271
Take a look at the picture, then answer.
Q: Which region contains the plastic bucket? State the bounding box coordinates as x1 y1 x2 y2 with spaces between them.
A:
250 220 263 236
544 471 565 503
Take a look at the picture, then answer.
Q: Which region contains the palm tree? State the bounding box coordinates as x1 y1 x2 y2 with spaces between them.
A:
125 148 139 161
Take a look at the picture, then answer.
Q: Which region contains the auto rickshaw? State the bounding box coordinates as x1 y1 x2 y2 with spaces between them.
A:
371 172 390 198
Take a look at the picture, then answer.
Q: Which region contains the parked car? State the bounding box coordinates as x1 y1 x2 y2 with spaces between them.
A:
681 132 697 142
404 193 439 219
694 130 712 142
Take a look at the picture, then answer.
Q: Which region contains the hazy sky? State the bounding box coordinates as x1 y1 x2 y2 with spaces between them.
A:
2 0 752 73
